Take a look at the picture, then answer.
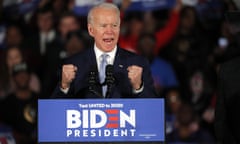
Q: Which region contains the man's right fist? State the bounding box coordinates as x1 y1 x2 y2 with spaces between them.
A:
61 64 77 89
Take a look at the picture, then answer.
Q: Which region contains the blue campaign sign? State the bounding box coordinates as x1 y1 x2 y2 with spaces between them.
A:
72 0 176 16
38 99 165 142
126 0 176 12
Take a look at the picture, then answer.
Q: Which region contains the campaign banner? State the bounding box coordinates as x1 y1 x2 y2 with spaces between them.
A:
38 99 165 142
3 0 40 15
73 0 176 16
125 0 176 12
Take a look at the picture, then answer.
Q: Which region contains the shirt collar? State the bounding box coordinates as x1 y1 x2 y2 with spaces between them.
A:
40 30 56 42
94 44 117 63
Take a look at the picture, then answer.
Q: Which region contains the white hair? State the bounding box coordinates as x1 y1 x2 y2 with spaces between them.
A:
87 2 120 24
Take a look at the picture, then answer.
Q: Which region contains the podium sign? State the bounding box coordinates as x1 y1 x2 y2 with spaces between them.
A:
38 99 165 142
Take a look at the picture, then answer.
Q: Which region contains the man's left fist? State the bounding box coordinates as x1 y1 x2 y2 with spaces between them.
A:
127 65 143 90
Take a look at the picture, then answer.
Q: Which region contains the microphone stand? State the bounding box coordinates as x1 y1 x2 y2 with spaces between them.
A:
105 65 115 98
88 66 102 98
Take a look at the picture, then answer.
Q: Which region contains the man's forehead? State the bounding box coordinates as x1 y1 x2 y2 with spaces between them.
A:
92 7 117 15
93 12 120 22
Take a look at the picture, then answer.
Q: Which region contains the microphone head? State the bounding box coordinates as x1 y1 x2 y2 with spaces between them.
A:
106 64 114 76
88 65 98 84
105 65 115 85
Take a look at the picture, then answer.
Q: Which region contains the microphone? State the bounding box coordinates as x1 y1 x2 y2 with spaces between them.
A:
105 65 115 98
88 65 102 97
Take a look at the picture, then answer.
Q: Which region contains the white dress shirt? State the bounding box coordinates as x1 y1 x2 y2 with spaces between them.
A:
40 30 56 55
94 44 117 71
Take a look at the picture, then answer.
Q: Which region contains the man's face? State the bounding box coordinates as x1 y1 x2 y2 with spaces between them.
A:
66 35 84 56
14 72 30 90
88 8 120 52
6 27 22 47
7 48 22 70
59 16 79 39
138 36 155 58
37 12 53 32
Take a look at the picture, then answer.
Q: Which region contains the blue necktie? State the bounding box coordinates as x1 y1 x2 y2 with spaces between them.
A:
99 54 108 97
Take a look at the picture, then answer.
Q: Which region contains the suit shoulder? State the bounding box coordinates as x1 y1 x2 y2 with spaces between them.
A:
119 48 147 61
221 57 240 71
119 48 137 56
220 57 240 78
118 48 150 68
62 48 90 64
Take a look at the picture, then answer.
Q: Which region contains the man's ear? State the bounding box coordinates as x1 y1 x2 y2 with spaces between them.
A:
88 24 94 37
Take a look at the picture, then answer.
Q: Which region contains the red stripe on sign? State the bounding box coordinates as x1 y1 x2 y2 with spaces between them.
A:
106 123 119 128
109 116 119 121
105 109 119 114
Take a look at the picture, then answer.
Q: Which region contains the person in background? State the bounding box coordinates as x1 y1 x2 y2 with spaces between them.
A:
215 11 240 144
24 5 57 78
51 0 69 22
137 33 178 96
25 4 58 84
167 103 214 143
40 30 88 98
119 0 182 54
213 18 240 63
162 5 216 103
57 12 81 43
4 25 24 49
165 89 182 135
0 62 37 144
0 47 40 99
40 12 88 98
65 31 87 57
34 5 56 57
44 12 84 62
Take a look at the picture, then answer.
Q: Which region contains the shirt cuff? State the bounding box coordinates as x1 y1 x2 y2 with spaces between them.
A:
60 87 69 94
133 83 144 94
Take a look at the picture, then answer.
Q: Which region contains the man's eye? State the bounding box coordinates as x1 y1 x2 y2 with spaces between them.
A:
100 24 107 27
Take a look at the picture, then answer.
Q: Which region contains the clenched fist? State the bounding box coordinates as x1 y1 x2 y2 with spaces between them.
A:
61 64 77 89
127 65 143 90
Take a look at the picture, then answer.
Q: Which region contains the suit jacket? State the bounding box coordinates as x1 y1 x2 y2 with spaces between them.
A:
215 57 240 143
52 47 157 99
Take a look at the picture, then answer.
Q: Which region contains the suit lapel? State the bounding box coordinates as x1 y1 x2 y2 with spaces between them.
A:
81 47 132 98
75 48 103 98
113 48 128 78
88 48 103 97
87 48 98 67
111 48 132 98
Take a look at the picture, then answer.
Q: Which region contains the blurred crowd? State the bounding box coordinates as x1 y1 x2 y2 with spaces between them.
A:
0 0 239 143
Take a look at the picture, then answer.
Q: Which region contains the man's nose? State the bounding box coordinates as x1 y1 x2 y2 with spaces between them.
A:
105 25 114 34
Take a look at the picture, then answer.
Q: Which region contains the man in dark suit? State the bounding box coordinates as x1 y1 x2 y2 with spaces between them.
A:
215 12 240 144
215 57 240 143
52 3 157 99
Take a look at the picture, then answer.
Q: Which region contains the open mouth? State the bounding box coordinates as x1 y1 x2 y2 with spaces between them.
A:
103 38 114 44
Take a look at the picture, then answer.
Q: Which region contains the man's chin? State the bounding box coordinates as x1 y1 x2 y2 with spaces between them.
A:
101 45 116 52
